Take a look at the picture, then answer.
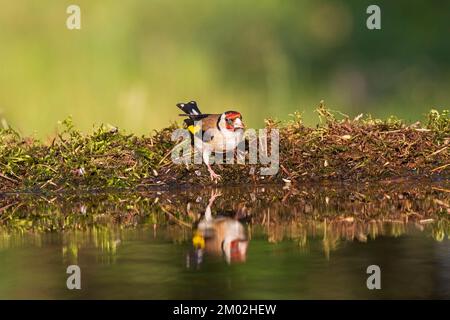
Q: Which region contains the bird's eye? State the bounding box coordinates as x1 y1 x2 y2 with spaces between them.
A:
226 118 233 125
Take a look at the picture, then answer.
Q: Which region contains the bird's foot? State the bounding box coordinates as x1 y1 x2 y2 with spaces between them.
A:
207 189 222 207
208 170 222 183
210 189 222 201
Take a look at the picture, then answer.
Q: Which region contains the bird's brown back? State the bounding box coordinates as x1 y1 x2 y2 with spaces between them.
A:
200 114 221 132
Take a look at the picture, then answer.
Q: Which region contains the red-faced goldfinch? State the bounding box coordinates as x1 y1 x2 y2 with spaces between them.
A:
177 101 245 182
195 190 249 264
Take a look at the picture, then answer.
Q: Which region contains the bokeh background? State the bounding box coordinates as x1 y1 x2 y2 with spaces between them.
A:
0 0 449 138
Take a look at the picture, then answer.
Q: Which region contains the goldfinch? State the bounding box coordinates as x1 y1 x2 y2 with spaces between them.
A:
177 101 245 182
195 190 249 264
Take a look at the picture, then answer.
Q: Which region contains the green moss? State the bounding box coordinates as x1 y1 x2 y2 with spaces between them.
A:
0 105 449 192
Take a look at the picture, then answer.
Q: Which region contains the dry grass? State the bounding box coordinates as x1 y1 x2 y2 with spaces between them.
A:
0 104 448 192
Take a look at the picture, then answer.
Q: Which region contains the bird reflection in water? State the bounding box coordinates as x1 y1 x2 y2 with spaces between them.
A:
186 190 249 268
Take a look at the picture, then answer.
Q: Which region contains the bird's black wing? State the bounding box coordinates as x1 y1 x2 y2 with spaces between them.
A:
182 114 210 127
176 101 202 117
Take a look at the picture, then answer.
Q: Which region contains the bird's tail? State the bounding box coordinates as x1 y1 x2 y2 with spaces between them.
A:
176 101 202 117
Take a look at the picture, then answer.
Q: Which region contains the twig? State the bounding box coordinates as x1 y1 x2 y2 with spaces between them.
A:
158 143 185 166
0 202 17 214
433 199 449 208
414 128 431 132
432 186 450 193
427 146 448 158
379 130 402 134
431 163 450 173
0 173 18 184
160 206 192 228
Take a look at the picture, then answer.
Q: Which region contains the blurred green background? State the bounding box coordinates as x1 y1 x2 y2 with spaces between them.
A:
0 0 449 138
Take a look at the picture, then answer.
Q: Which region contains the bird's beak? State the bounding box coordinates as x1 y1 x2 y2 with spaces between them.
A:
233 118 245 130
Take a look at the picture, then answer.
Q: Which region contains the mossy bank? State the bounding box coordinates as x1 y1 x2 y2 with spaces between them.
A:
0 105 449 193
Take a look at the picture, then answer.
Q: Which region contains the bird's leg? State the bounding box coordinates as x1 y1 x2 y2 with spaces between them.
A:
203 149 221 182
207 163 221 182
205 189 222 221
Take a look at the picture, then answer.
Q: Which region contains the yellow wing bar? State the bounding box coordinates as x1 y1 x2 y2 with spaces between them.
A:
187 124 201 134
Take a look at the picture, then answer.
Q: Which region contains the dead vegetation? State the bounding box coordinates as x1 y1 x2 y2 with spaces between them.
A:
0 104 448 192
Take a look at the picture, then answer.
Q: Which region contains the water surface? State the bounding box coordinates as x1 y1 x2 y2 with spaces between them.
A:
0 182 449 299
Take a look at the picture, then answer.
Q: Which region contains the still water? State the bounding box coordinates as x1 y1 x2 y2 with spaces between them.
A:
0 183 449 299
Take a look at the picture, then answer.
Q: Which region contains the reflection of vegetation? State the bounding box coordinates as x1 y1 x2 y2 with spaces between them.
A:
0 106 448 192
61 226 122 264
0 181 448 256
251 211 449 258
432 218 449 242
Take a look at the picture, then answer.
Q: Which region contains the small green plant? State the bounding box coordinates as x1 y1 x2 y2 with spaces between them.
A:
426 109 450 133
